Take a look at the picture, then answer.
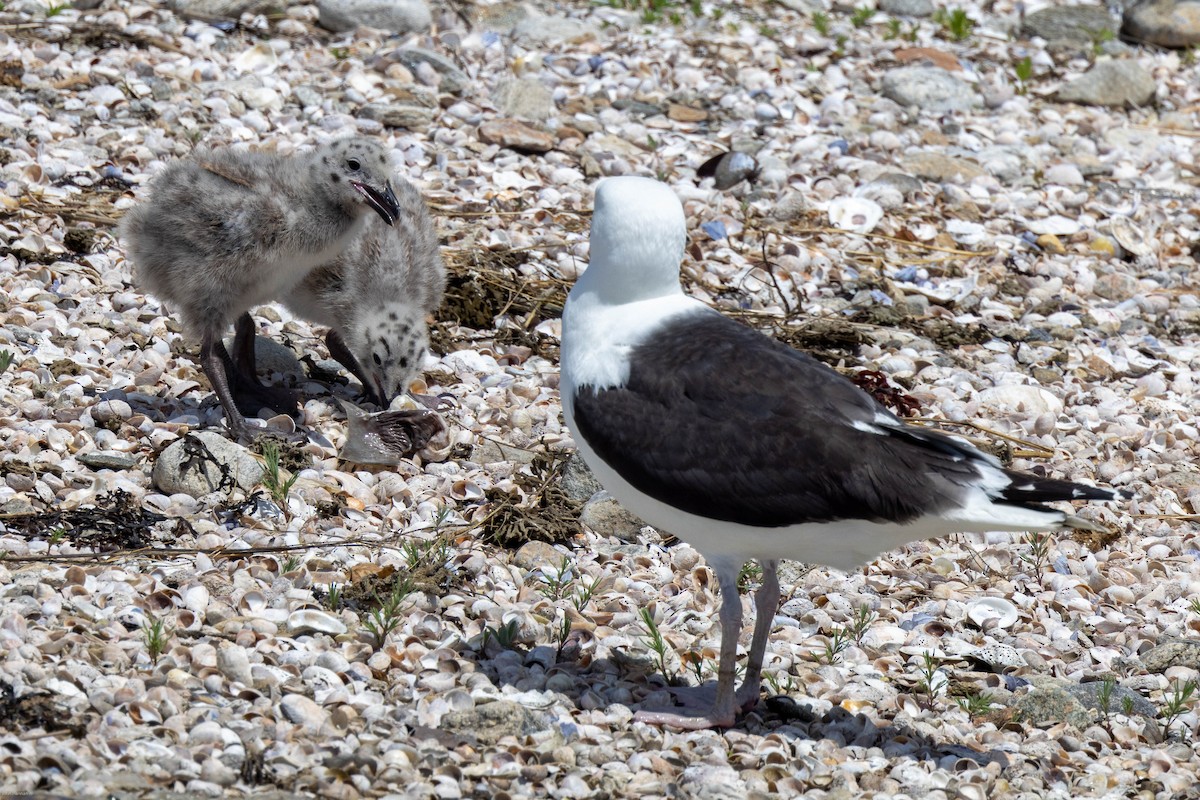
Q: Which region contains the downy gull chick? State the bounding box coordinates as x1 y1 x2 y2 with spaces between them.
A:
120 138 401 441
232 173 445 408
559 175 1128 729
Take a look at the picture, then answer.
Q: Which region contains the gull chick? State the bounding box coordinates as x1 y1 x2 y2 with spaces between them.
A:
559 176 1127 729
267 174 445 408
120 138 401 440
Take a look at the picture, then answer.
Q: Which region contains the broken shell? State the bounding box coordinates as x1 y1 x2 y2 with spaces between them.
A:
965 597 1019 630
965 642 1024 672
1026 215 1081 236
338 399 446 466
1107 215 1153 258
827 197 883 234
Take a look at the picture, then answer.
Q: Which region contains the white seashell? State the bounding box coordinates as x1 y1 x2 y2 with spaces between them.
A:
1026 215 1081 236
827 197 883 234
232 43 279 74
944 219 989 246
283 611 345 640
965 642 1024 670
977 384 1064 415
1107 215 1153 257
965 597 1019 630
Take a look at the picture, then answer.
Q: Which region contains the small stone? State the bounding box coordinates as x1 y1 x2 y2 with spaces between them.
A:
496 78 555 122
1055 60 1156 108
441 700 546 746
216 643 253 685
668 103 708 123
580 495 644 543
358 103 435 131
1014 680 1094 729
511 14 599 47
1036 233 1067 255
1043 163 1085 186
77 451 139 470
900 151 986 183
1124 0 1200 47
91 399 132 426
151 432 264 497
200 756 238 787
220 335 302 379
166 0 275 18
317 0 431 33
881 66 979 113
1020 5 1117 43
514 540 566 571
280 693 330 733
893 47 961 72
880 0 933 16
1093 272 1140 301
560 452 603 502
391 47 469 94
478 119 555 153
1141 639 1200 673
286 609 349 637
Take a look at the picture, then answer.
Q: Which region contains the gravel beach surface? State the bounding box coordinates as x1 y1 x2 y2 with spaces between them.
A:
2 0 1200 797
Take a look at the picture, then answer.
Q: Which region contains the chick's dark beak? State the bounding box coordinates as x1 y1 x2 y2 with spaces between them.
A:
351 180 401 226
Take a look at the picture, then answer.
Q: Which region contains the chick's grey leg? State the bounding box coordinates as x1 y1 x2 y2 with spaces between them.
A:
230 313 302 417
201 333 254 441
326 329 384 407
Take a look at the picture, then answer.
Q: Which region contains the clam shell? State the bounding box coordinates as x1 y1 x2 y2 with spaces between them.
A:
338 400 445 466
696 150 760 190
827 197 883 234
965 597 1019 630
1107 215 1153 257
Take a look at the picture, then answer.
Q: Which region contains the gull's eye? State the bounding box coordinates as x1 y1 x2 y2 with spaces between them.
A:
347 158 361 171
373 353 382 366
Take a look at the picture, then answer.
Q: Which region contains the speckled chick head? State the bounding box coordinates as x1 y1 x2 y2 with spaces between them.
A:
348 303 430 407
316 139 401 226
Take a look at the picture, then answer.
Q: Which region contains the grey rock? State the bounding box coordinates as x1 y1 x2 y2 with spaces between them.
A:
900 151 987 183
1124 0 1200 47
293 85 323 108
316 0 432 33
391 47 469 94
511 14 599 47
1020 5 1117 43
220 335 303 379
152 431 264 497
768 191 809 221
496 78 555 122
441 700 547 745
513 540 566 571
1014 681 1094 729
976 145 1027 183
358 102 435 130
580 495 645 542
166 0 276 18
1015 677 1156 729
279 693 330 732
216 643 254 685
1141 638 1200 672
560 452 603 502
91 398 132 426
1055 60 1156 107
77 451 140 471
1067 680 1156 719
881 66 979 113
880 0 933 16
478 119 556 153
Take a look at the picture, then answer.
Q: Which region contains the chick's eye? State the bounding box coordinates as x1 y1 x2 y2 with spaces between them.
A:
372 353 382 366
347 158 361 171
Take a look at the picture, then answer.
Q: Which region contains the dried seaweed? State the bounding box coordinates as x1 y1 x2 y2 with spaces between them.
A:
0 681 87 737
2 489 166 551
479 454 581 547
851 369 922 417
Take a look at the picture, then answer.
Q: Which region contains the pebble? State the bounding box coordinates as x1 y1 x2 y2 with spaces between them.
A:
478 119 556 153
1055 60 1157 107
316 0 431 33
151 432 264 497
580 495 645 542
1020 5 1118 43
881 66 979 113
280 693 330 733
880 0 933 16
1123 0 1200 47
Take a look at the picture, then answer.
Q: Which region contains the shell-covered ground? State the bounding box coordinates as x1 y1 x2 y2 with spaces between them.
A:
2 0 1200 796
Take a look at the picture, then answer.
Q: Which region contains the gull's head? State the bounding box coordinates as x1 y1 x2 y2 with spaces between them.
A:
581 176 686 303
320 138 401 226
348 303 429 408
